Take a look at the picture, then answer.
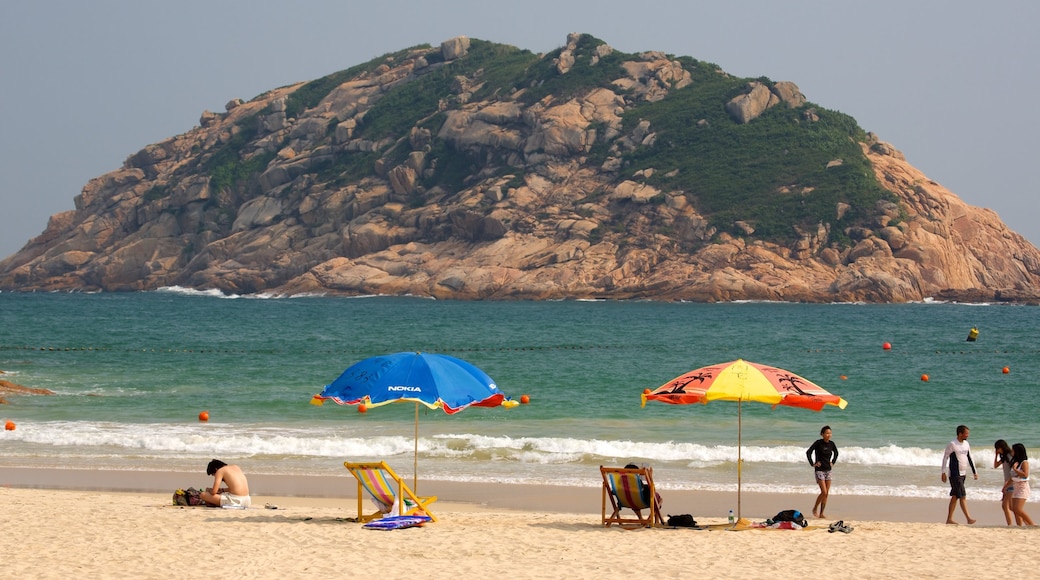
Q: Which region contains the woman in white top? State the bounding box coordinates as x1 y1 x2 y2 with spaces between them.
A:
1007 443 1035 526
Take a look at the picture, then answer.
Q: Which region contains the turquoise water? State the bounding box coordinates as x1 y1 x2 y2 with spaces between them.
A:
2 289 1038 500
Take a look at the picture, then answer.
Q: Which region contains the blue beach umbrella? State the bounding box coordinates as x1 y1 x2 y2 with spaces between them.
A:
311 352 516 489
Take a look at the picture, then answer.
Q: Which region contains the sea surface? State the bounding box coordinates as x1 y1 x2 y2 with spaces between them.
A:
2 290 1038 502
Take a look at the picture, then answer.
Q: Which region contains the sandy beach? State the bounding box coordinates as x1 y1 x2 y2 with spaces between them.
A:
1 467 1037 578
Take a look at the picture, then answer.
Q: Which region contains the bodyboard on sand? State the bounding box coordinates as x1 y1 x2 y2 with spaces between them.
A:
362 515 432 530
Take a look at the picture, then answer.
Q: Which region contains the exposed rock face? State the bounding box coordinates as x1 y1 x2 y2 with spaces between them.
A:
0 379 55 404
726 81 807 124
2 34 1039 303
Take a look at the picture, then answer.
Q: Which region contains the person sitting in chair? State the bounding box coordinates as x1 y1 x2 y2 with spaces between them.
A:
625 463 663 510
200 459 251 508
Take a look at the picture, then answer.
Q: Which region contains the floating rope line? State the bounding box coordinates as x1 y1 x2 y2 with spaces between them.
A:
799 348 1035 355
0 343 637 355
3 344 1038 357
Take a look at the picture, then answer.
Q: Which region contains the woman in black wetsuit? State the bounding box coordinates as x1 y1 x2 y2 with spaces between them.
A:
806 425 838 518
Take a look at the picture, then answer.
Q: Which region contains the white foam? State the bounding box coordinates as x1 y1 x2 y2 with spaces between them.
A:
154 286 239 299
3 422 998 500
6 423 947 468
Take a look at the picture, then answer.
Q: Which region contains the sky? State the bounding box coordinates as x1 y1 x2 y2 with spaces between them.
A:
2 0 1038 260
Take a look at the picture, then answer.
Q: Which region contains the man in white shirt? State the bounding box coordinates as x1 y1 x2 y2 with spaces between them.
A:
940 425 977 524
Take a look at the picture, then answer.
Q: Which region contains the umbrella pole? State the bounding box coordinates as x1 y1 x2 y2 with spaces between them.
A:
414 402 419 493
737 399 742 521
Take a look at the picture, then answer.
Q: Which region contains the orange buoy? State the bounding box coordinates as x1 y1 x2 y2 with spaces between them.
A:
921 374 929 382
883 342 892 350
520 394 531 404
840 375 847 380
358 404 368 413
4 420 15 431
1002 366 1010 374
198 410 210 422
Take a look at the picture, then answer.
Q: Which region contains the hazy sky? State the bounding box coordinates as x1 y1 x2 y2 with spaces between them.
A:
2 0 1037 260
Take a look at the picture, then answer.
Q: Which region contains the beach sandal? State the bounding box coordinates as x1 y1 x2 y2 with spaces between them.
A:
828 520 844 533
839 523 854 533
265 503 280 510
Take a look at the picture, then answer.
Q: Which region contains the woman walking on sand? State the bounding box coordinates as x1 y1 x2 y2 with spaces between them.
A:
1007 443 1035 526
806 425 838 518
994 439 1015 525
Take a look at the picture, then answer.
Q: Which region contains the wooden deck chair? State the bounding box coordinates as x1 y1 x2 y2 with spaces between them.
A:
600 465 663 529
343 461 438 523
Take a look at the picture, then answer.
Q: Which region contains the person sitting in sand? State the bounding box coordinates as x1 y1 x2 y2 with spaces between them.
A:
200 459 251 508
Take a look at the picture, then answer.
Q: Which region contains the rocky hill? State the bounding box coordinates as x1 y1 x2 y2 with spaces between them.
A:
3 33 1039 302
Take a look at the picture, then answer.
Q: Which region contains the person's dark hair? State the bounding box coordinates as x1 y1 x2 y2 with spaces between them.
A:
624 463 639 470
820 425 831 436
1012 443 1029 465
995 439 1012 458
956 425 969 435
206 459 227 476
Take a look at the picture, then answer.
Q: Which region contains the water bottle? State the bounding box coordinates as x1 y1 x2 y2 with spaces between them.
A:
728 509 735 524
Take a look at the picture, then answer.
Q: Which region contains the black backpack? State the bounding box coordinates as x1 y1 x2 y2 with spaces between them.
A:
666 513 698 527
771 509 808 527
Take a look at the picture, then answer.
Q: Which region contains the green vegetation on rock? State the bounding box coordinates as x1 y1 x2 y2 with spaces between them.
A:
203 115 274 195
284 46 430 119
514 34 631 104
620 62 894 243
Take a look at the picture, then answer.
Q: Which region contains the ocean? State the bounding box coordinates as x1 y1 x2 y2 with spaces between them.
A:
2 290 1037 502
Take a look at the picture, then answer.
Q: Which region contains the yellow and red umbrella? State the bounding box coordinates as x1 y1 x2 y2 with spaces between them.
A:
641 359 847 519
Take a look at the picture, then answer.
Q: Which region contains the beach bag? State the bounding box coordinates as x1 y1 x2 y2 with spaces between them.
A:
173 487 204 506
667 514 698 527
770 509 807 528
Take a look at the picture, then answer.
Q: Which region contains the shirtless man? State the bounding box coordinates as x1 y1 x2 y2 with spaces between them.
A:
200 459 251 508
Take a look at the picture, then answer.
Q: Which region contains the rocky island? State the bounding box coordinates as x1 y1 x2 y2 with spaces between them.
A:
2 33 1039 303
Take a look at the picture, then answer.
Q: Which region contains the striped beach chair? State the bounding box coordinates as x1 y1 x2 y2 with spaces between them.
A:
343 461 438 523
600 465 663 529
